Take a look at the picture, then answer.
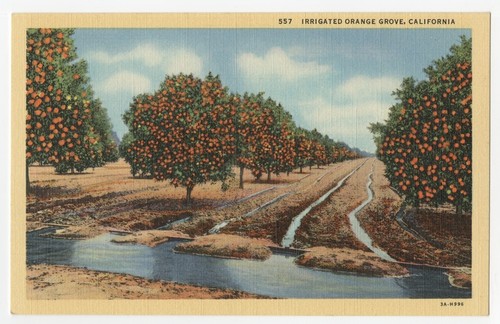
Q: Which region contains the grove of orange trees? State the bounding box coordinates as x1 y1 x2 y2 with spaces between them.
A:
370 36 472 214
26 28 118 191
121 72 363 205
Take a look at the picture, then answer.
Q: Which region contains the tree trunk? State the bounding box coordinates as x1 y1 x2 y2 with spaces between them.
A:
26 163 30 195
455 197 463 215
309 165 312 170
267 171 271 182
239 166 244 189
299 166 303 173
71 165 75 174
186 185 194 207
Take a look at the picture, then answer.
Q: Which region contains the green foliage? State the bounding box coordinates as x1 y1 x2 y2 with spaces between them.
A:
122 73 237 205
26 28 117 177
371 36 472 213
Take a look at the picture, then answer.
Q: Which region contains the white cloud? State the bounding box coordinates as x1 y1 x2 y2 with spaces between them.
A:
163 48 203 76
101 71 152 94
89 44 163 67
297 75 399 152
87 44 203 76
336 75 400 101
238 47 331 82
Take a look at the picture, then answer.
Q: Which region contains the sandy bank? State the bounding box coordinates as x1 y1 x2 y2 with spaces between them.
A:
27 264 265 299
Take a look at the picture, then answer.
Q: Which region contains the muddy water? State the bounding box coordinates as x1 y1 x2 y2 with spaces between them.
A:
27 228 470 298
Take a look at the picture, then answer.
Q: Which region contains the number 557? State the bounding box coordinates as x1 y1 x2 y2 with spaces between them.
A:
278 18 292 24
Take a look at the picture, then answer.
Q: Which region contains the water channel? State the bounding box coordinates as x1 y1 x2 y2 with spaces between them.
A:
27 227 471 299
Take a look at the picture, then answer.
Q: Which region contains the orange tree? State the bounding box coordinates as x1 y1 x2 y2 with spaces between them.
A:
242 97 296 181
334 143 359 162
90 97 119 164
308 129 328 169
243 101 275 181
118 131 153 178
294 129 313 173
322 136 336 166
311 141 327 169
26 28 117 191
276 120 297 176
122 73 237 206
120 94 156 178
233 92 261 188
372 36 472 213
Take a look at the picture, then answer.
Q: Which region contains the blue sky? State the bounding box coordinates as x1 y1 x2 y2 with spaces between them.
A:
73 28 470 153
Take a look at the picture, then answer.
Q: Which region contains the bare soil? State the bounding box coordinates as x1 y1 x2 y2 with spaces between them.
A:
27 264 265 299
295 246 409 277
221 159 368 244
355 160 472 268
292 160 373 250
27 157 472 292
175 234 275 260
446 268 472 289
27 159 308 238
110 230 190 247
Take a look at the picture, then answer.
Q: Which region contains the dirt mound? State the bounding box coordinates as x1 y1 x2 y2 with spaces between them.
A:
175 234 275 260
295 246 409 277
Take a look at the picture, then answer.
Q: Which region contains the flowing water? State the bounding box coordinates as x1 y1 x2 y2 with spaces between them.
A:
347 166 396 261
281 161 366 247
27 228 470 299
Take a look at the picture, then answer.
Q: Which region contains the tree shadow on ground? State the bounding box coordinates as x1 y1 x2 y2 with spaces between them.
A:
28 185 80 199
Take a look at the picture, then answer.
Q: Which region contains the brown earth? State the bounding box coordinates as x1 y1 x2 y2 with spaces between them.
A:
295 247 409 277
110 230 190 247
27 157 472 287
27 264 265 299
411 209 471 266
175 234 275 260
355 159 472 269
221 159 368 244
27 159 310 239
292 160 372 250
446 268 472 289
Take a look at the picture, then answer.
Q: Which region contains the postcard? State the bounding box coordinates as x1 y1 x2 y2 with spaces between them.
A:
11 12 490 315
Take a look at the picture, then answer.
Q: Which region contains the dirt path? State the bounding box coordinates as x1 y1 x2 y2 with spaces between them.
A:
27 264 265 299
